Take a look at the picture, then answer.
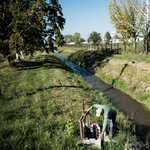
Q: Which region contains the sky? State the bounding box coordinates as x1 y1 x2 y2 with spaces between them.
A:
58 0 117 40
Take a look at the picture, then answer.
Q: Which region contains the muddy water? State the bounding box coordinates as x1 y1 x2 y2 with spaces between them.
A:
55 50 150 144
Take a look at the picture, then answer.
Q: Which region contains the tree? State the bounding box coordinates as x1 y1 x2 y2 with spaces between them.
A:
141 20 150 53
53 30 65 47
80 38 86 43
72 32 81 44
88 31 102 45
64 35 73 43
114 34 126 43
108 0 146 52
105 32 111 44
0 0 65 65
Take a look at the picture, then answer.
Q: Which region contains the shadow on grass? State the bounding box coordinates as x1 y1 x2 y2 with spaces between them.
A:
67 48 121 70
15 54 73 73
26 85 80 96
111 63 128 87
0 55 5 63
136 124 150 146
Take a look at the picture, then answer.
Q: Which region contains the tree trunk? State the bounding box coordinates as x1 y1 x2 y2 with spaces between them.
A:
8 56 14 67
20 51 25 59
146 40 148 55
124 42 126 54
133 37 136 54
16 52 21 62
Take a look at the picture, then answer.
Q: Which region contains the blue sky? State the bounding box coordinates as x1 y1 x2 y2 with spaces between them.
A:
58 0 117 40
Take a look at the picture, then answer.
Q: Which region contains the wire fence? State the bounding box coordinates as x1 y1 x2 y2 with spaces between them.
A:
65 41 150 55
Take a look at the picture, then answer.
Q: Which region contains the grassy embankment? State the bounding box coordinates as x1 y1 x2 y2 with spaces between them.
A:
57 45 150 112
0 51 144 149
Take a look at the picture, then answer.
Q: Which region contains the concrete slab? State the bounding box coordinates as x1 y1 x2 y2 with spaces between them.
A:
80 134 112 149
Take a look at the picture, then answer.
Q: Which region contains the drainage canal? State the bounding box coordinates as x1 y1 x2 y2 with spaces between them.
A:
54 50 150 144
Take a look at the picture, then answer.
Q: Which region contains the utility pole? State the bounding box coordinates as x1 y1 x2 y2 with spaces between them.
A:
87 23 89 42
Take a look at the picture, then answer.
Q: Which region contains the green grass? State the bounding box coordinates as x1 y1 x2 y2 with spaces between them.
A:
0 51 143 149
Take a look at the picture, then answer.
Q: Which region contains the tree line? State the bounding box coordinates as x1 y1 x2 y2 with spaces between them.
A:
64 31 111 45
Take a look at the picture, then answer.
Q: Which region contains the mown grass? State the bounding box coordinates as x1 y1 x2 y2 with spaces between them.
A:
0 51 144 149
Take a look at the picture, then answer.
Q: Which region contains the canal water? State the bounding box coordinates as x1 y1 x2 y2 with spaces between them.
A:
54 50 150 144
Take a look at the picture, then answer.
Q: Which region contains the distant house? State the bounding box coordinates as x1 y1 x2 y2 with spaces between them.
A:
81 41 88 44
136 36 144 42
101 38 106 44
110 31 121 43
110 31 144 43
67 42 75 45
67 41 89 45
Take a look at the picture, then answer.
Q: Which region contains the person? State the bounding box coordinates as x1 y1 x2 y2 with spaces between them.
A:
85 104 116 139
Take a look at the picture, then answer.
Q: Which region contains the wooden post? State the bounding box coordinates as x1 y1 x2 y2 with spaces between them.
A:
83 102 84 113
79 111 90 139
146 40 147 55
80 120 84 138
100 135 104 149
134 40 136 54
114 43 115 51
86 113 90 139
124 42 126 53
111 42 112 51
117 43 119 53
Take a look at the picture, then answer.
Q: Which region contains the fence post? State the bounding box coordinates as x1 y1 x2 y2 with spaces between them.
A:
146 40 147 55
117 43 119 53
124 42 126 53
134 40 136 54
111 42 112 51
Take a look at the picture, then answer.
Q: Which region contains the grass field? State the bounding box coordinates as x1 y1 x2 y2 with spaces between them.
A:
0 51 146 149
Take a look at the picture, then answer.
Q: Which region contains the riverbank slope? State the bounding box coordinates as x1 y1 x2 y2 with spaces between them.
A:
57 47 150 112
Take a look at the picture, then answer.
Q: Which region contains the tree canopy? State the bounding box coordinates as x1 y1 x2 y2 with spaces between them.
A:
88 31 102 45
72 32 81 44
0 0 65 64
80 37 86 43
64 35 73 43
108 0 146 41
104 32 111 44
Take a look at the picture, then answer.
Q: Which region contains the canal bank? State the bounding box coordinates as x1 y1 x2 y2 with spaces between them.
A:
55 50 150 145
